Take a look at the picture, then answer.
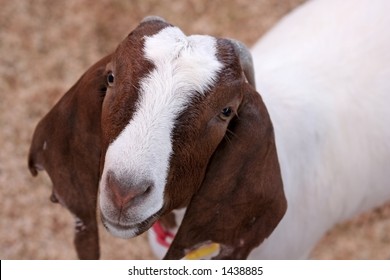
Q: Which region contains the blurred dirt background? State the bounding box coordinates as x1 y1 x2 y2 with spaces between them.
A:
1 0 389 260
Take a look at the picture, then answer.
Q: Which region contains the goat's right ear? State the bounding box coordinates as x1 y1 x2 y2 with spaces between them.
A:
165 82 287 259
27 55 111 259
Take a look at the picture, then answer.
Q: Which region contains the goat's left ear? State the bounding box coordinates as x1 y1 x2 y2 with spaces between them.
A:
165 82 287 260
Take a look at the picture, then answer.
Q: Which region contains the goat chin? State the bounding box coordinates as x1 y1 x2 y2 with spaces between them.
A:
148 0 390 259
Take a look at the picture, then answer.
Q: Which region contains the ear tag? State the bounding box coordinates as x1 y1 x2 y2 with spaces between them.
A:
183 242 220 260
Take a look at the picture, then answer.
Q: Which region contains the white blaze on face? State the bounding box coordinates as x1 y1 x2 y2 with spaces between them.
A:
99 26 222 226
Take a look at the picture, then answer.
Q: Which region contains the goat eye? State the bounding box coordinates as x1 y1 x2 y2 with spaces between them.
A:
220 107 233 119
107 72 115 86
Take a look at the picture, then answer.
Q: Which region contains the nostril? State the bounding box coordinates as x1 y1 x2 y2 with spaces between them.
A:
143 185 152 195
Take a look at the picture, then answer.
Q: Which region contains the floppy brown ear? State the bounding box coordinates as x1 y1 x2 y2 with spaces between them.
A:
165 83 287 259
28 55 111 259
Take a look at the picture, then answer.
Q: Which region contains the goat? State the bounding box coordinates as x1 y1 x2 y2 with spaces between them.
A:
28 0 390 259
28 55 111 259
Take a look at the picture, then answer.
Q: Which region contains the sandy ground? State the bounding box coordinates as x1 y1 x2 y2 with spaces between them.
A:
1 0 389 260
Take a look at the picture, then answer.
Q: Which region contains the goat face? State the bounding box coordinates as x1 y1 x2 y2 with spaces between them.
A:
99 18 286 258
99 19 234 236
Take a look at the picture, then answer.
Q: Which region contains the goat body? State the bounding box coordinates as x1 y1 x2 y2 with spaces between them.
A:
248 0 390 258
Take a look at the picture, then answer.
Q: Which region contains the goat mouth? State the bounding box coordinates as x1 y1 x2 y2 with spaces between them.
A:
101 209 163 239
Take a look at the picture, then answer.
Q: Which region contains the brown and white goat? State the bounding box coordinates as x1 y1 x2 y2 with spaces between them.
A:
29 0 390 260
28 17 286 259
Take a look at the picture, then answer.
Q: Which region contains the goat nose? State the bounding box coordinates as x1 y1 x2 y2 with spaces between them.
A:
106 172 152 208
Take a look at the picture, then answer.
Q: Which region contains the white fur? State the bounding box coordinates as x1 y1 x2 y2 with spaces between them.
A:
148 0 390 259
99 26 222 238
250 0 390 259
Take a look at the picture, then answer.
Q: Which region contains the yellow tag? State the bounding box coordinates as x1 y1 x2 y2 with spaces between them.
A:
183 243 220 260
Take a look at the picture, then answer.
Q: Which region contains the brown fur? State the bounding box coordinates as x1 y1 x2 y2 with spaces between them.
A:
163 40 286 258
165 82 287 259
28 55 111 259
